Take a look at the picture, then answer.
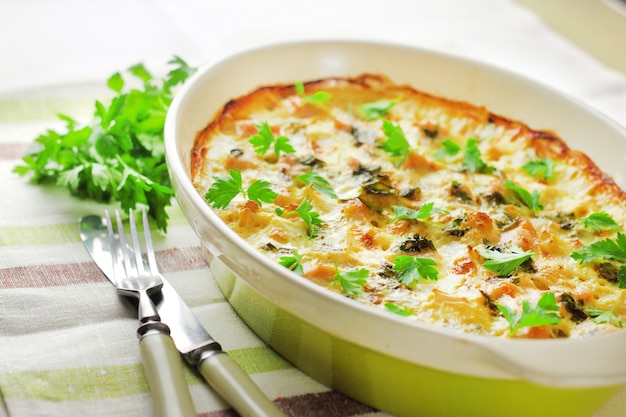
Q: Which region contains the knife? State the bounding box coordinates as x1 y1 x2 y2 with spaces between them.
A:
79 215 285 417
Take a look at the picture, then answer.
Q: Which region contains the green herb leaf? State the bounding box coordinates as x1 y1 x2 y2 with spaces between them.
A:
586 306 623 328
503 180 543 213
295 81 331 106
360 96 401 120
434 139 461 160
389 202 446 223
523 159 554 180
571 233 626 264
384 302 414 316
13 57 197 232
498 292 562 333
333 265 369 296
479 245 534 277
392 255 439 286
381 120 411 164
279 250 304 275
205 169 277 209
295 169 337 199
464 138 495 174
294 199 323 237
249 122 295 156
619 266 626 289
583 212 622 232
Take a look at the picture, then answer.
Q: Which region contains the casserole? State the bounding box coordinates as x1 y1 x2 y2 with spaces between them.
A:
164 40 626 417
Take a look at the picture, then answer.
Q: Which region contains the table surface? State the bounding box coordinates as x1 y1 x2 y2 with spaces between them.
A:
1 1 626 416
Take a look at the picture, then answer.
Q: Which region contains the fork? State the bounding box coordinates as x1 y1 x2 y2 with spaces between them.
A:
106 209 196 417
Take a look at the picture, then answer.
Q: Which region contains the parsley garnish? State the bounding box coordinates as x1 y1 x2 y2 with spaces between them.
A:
479 245 534 277
333 265 369 296
384 302 414 316
204 169 277 209
360 96 401 120
464 138 496 174
249 122 295 156
294 199 323 237
434 139 461 160
381 120 411 165
586 306 623 328
295 81 331 106
498 292 562 333
392 255 439 286
583 212 622 232
618 266 626 289
295 169 337 199
523 159 554 180
278 249 304 275
503 180 543 213
389 202 445 223
571 233 626 264
13 56 196 232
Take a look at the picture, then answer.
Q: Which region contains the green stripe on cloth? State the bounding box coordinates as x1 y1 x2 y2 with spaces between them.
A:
0 209 189 248
0 346 292 401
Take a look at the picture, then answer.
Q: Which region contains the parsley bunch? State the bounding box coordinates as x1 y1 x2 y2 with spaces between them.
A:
14 57 196 232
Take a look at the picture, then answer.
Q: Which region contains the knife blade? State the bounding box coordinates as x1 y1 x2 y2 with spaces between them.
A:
79 215 285 417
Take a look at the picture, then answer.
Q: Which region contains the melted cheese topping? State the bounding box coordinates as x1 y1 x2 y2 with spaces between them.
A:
192 74 626 339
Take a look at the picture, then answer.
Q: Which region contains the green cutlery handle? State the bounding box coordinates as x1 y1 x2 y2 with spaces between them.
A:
139 324 197 417
198 351 285 417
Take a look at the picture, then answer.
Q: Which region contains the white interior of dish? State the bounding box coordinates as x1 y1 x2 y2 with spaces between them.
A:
165 39 626 387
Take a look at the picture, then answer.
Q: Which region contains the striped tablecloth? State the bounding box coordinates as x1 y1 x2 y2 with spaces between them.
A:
2 1 626 416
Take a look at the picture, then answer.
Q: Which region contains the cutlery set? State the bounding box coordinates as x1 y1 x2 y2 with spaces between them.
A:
78 210 284 417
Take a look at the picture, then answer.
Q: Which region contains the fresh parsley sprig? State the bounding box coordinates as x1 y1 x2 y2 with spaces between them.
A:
464 138 496 174
571 233 626 264
279 249 304 275
249 122 295 156
522 159 554 180
586 306 623 328
503 180 543 213
381 120 411 165
204 169 278 209
478 245 534 277
333 265 369 296
498 292 562 333
434 139 461 160
389 202 446 223
384 302 414 316
14 56 197 232
295 81 331 106
295 169 337 199
583 212 622 232
360 96 402 120
293 199 323 237
392 255 439 286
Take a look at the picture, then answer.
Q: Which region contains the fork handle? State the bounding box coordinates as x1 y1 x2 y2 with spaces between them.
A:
197 350 285 417
139 323 197 417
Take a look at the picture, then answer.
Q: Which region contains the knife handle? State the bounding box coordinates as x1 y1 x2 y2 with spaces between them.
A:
139 322 197 417
197 351 285 417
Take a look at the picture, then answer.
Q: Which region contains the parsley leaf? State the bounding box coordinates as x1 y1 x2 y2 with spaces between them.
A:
571 233 626 264
498 292 562 333
586 306 623 328
389 202 446 223
294 199 323 237
205 169 277 209
384 302 414 316
13 57 196 232
479 245 534 277
464 138 496 174
523 159 554 180
279 249 304 275
619 266 626 289
583 212 622 232
249 122 295 156
392 255 439 286
333 265 369 296
360 96 401 120
295 169 337 199
295 81 331 106
434 139 461 160
503 180 543 213
381 120 411 164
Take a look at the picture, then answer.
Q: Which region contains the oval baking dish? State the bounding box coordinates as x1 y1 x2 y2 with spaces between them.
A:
164 40 626 417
